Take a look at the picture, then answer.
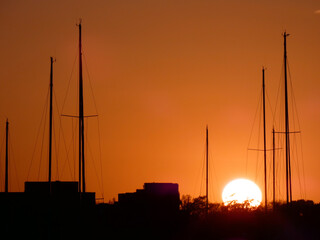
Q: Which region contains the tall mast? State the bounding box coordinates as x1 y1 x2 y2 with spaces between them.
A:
78 21 85 193
206 125 209 215
272 127 275 210
48 57 53 188
283 32 292 204
5 119 9 193
262 67 267 211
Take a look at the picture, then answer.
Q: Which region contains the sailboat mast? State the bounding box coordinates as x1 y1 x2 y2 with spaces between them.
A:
262 67 267 211
5 119 9 193
283 32 292 204
272 127 275 210
78 22 86 193
48 57 53 186
206 125 209 215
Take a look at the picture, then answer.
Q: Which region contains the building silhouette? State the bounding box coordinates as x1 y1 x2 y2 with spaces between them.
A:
116 183 180 226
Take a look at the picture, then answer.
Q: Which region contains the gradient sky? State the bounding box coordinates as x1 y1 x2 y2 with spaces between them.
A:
1 0 320 203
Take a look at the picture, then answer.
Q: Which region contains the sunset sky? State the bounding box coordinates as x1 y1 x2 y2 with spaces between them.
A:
1 0 320 203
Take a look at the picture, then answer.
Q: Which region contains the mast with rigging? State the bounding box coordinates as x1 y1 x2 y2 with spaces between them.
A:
48 57 54 190
206 125 209 215
272 127 275 210
78 21 85 194
262 67 267 211
283 32 292 204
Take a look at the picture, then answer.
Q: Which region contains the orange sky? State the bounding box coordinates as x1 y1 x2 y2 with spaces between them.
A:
1 0 320 203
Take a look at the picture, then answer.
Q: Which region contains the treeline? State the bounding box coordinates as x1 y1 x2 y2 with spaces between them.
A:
177 195 320 239
94 195 320 239
180 195 318 215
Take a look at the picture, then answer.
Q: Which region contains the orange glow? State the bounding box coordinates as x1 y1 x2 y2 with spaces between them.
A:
0 1 320 203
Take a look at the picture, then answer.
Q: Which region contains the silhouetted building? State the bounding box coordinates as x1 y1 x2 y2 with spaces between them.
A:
24 181 95 206
117 182 180 223
25 181 78 194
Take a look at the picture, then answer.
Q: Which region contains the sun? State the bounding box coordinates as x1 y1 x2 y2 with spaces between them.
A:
222 178 262 208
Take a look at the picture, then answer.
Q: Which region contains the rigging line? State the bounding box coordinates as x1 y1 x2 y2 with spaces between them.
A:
287 60 306 199
268 153 273 198
83 54 99 115
276 134 284 201
299 132 307 199
245 148 249 178
38 97 48 181
207 141 212 202
274 136 279 202
291 129 304 199
208 169 215 202
246 86 263 176
275 134 282 202
52 110 59 180
289 76 303 133
192 137 205 197
197 143 206 197
273 61 285 128
278 134 285 202
262 70 279 165
73 118 76 180
208 151 218 203
0 131 5 191
269 130 279 200
37 91 49 181
199 146 206 196
85 120 89 189
83 54 103 194
266 91 278 130
63 124 72 180
9 136 20 191
273 62 286 201
27 87 50 180
293 134 304 199
96 117 105 200
83 53 104 195
59 113 76 179
53 89 62 180
61 53 78 114
287 60 299 134
58 47 80 178
83 55 104 191
59 118 75 180
278 124 285 202
59 110 78 179
209 147 220 201
51 90 57 180
86 121 104 197
68 119 77 178
59 120 76 180
71 118 75 180
254 88 263 183
208 131 220 202
85 119 89 190
247 87 263 147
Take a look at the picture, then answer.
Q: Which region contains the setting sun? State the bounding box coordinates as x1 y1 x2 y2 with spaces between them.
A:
222 178 262 208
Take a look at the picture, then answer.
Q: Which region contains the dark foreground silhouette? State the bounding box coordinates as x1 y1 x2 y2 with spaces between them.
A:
1 190 319 240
